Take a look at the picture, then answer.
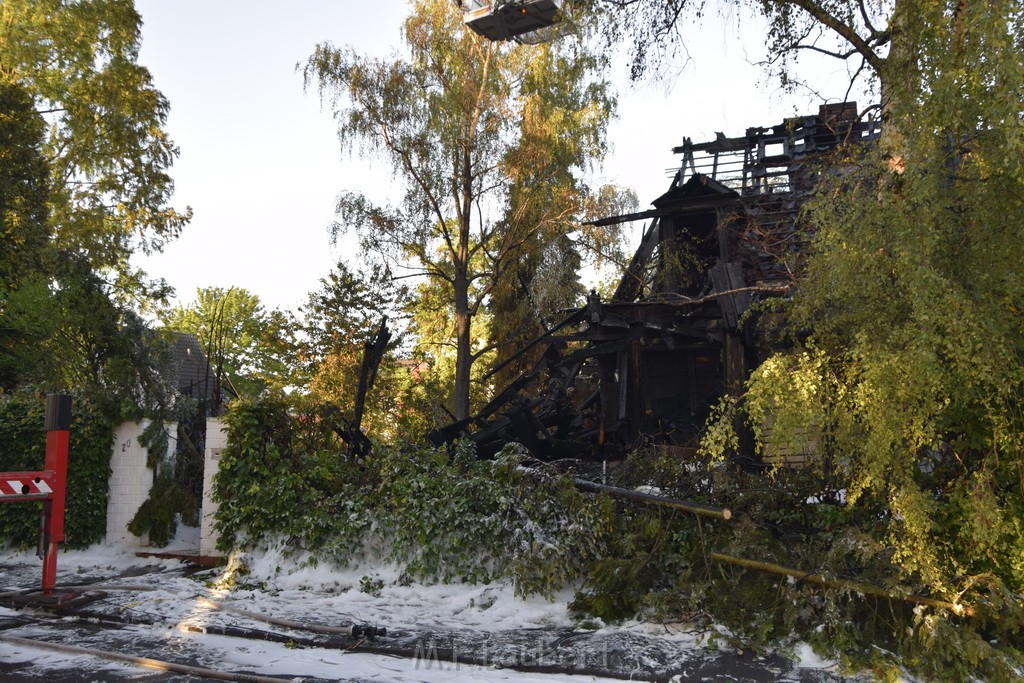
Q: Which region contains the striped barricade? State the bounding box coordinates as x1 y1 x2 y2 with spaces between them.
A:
0 472 57 501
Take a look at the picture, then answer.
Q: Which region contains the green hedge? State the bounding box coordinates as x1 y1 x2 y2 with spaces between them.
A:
0 390 114 548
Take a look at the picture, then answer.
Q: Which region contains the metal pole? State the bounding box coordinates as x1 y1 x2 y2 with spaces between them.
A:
574 478 732 521
41 394 71 595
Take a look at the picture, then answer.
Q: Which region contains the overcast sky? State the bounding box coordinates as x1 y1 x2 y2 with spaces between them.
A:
132 1 861 312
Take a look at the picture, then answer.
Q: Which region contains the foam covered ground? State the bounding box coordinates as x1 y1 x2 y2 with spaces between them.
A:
0 536 869 682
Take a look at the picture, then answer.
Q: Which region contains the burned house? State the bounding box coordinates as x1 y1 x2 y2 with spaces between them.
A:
429 103 880 462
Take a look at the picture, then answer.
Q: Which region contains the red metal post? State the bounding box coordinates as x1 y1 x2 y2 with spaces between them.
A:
40 394 71 595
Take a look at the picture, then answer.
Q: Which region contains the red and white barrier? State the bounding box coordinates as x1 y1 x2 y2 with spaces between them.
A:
0 474 56 499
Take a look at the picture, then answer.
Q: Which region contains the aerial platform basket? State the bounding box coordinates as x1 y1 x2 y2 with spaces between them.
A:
461 0 564 41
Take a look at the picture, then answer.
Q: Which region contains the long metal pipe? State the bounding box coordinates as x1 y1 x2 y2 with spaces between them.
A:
574 478 732 520
709 552 974 616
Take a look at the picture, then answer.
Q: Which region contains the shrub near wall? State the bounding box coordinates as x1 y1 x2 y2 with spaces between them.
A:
213 396 616 596
0 390 114 548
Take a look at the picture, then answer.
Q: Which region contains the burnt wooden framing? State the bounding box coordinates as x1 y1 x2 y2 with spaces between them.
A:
429 103 880 462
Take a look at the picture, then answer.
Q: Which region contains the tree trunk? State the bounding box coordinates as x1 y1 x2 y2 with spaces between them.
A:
452 145 475 422
877 0 916 155
453 270 472 421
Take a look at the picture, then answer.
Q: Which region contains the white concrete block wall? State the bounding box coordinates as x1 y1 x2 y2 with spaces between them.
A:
200 418 228 557
105 420 175 546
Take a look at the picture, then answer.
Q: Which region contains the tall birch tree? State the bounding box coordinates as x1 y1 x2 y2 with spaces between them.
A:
305 0 620 420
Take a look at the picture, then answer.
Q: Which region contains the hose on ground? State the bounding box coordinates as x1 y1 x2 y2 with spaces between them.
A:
57 583 157 592
0 632 295 683
70 607 334 649
7 606 678 682
198 595 386 638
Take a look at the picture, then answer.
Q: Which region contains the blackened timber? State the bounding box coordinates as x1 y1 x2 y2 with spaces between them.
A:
628 339 644 433
481 310 583 384
353 319 390 431
347 319 391 458
430 330 575 446
652 174 739 209
584 196 741 229
557 339 629 364
613 219 660 303
551 331 713 344
584 208 660 228
509 406 547 455
709 262 752 331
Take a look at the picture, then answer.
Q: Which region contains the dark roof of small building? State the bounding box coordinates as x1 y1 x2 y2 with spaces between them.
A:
652 173 739 209
169 332 212 399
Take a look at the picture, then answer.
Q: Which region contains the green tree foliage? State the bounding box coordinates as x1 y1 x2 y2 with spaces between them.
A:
161 287 298 401
0 80 48 289
0 0 190 285
302 263 400 366
304 0 623 420
0 80 51 388
1 1 188 404
2 252 177 417
706 0 1024 601
299 261 427 440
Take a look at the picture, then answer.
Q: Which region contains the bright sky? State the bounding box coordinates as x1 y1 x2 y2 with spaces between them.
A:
133 1 862 312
